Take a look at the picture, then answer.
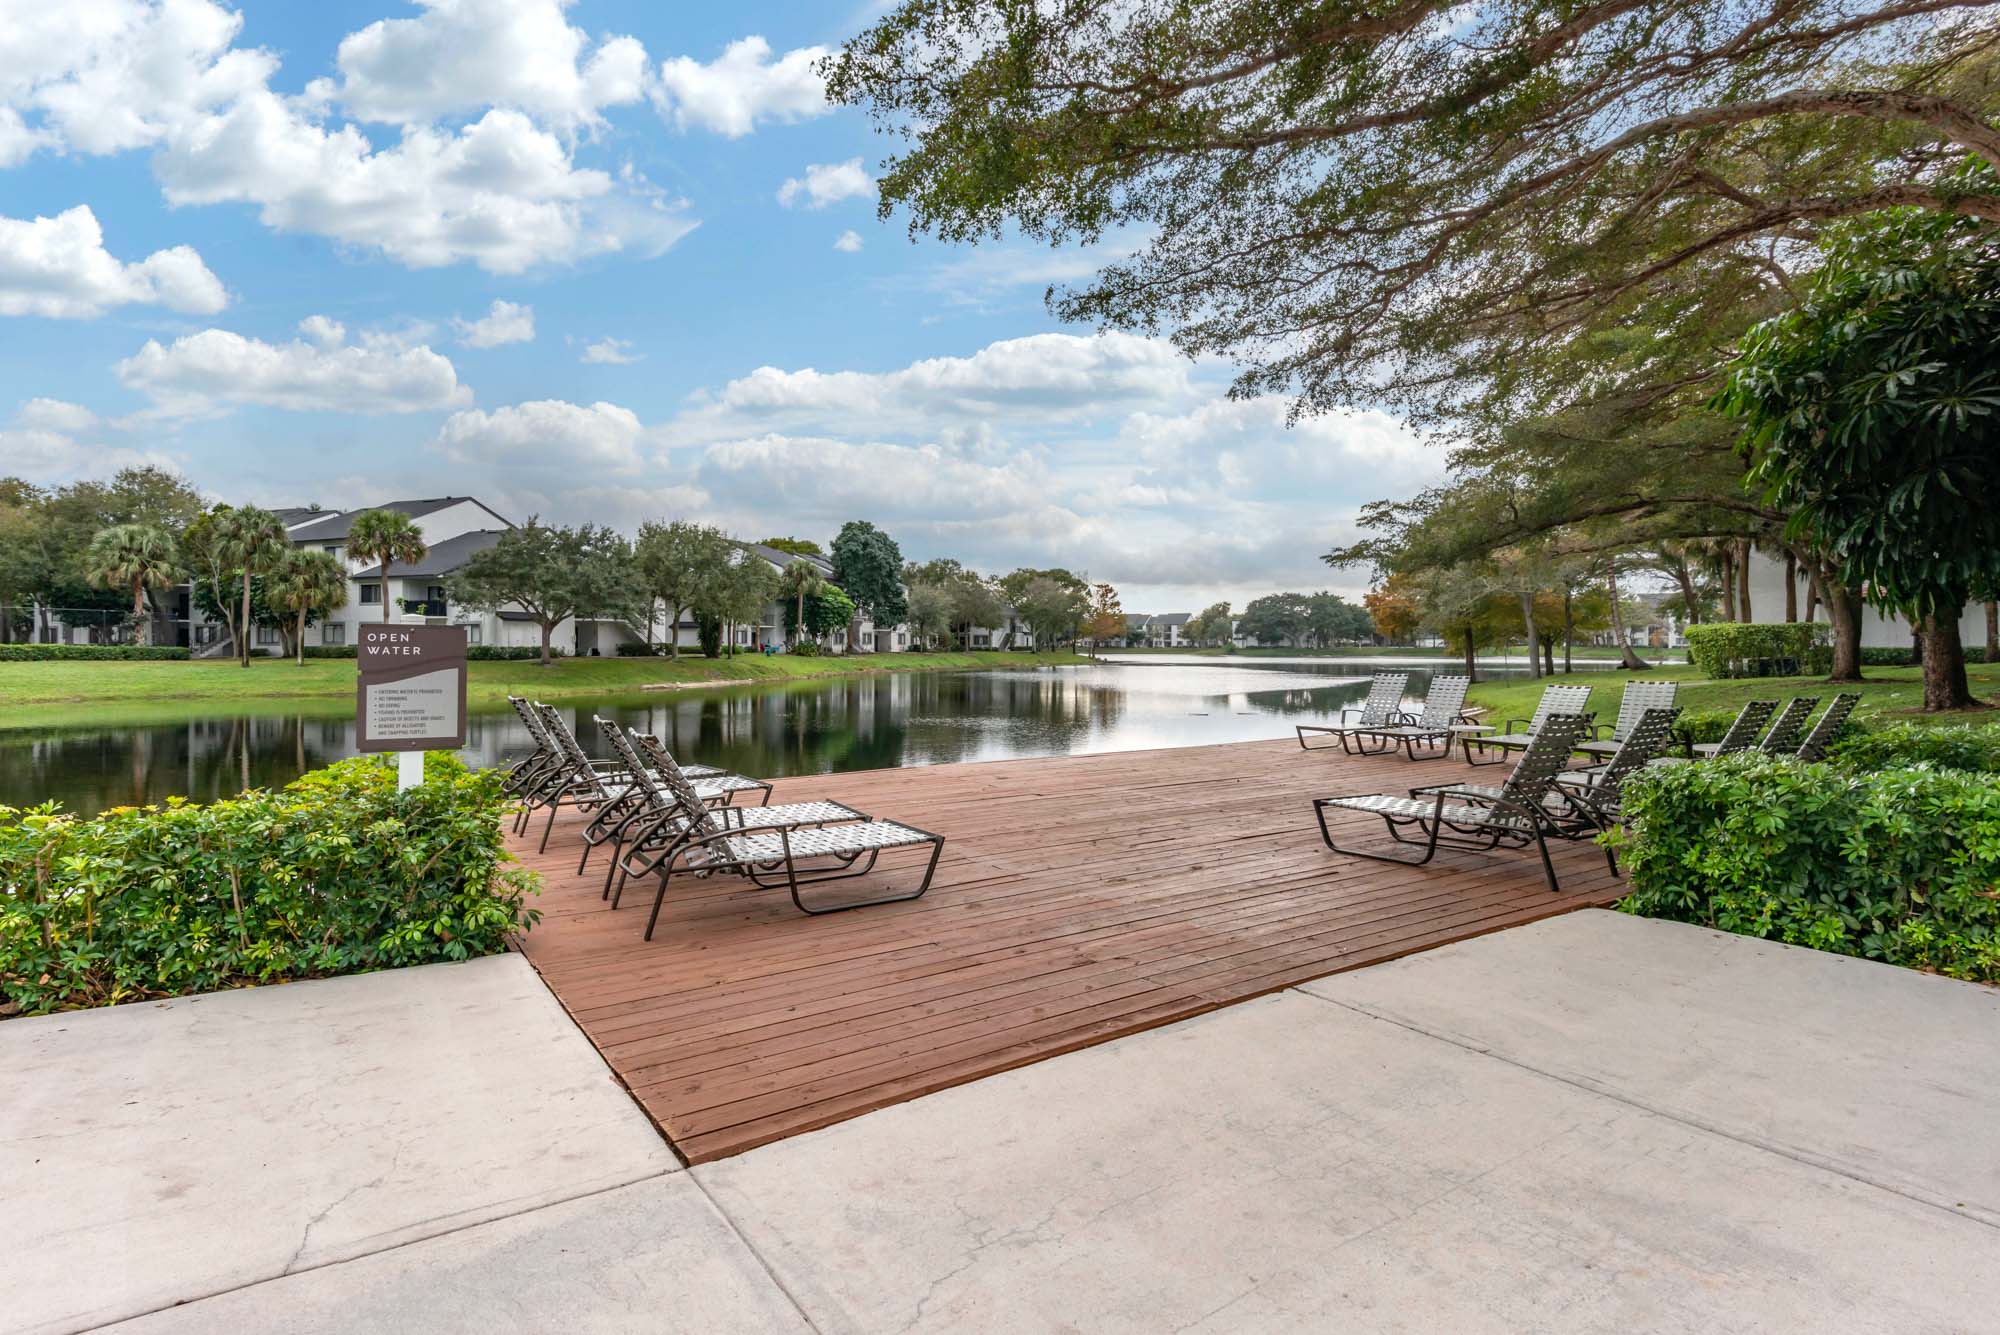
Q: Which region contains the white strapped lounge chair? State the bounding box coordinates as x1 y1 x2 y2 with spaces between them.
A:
1314 713 1593 893
1544 706 1681 872
1791 692 1862 762
1296 672 1412 753
1753 696 1820 756
1342 674 1473 761
1650 698 1778 766
1460 683 1593 766
638 744 944 939
1573 680 1680 760
592 719 869 903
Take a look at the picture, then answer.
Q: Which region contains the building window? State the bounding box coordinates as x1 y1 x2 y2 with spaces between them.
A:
465 624 482 646
322 544 340 556
860 631 874 648
359 583 381 604
322 622 345 646
255 625 279 646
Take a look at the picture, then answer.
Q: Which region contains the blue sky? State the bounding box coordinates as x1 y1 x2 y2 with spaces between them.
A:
0 0 1444 610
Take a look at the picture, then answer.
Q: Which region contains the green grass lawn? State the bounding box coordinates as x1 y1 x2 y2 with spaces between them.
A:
1462 662 2000 729
0 649 1091 713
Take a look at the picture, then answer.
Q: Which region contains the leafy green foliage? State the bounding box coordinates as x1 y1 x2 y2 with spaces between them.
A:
0 644 190 661
830 521 909 628
1828 722 2000 774
1685 624 1831 679
0 754 539 1015
450 519 639 666
1618 755 2000 983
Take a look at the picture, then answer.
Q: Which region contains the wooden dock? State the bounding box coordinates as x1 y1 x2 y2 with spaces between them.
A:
508 738 1624 1163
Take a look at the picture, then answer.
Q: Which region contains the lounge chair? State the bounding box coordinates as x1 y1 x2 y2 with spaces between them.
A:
1544 707 1682 871
1791 693 1862 762
637 742 945 939
1313 712 1592 892
591 718 868 899
1342 674 1473 761
502 695 562 796
517 702 769 854
1753 696 1820 756
1573 680 1680 760
1687 698 1780 759
1296 672 1412 753
1459 683 1592 765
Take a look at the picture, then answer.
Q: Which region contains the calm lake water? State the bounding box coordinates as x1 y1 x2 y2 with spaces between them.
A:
1 656 1609 815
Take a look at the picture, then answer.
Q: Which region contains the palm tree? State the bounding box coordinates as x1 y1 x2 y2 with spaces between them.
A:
346 510 429 624
84 524 184 647
778 559 824 649
213 506 290 667
266 549 349 665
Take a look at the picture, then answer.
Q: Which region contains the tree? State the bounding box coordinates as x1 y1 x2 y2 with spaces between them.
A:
830 520 909 652
450 520 639 667
830 2 2000 424
265 549 348 665
1363 581 1420 644
713 547 781 654
1305 592 1372 647
799 584 857 646
83 524 183 646
1014 576 1091 649
905 580 955 651
1238 593 1311 647
1184 602 1233 648
1081 582 1125 650
634 520 735 659
760 536 823 558
777 559 825 650
346 510 428 626
212 507 289 666
1720 199 2000 711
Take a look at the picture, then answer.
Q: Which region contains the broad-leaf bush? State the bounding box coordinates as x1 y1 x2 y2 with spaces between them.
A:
0 645 191 661
1829 722 2000 774
0 754 539 1014
1684 623 1829 678
1617 754 2000 983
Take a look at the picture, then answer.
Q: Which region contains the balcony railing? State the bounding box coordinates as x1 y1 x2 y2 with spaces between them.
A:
398 599 448 618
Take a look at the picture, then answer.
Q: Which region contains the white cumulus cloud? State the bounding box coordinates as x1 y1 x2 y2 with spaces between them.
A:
436 399 645 473
0 205 226 318
833 229 863 253
451 299 535 348
654 36 828 137
116 317 472 415
777 158 871 209
581 336 641 365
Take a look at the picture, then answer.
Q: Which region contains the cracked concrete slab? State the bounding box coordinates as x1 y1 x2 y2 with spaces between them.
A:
1299 909 2000 1225
97 1175 810 1335
1 954 677 1335
697 988 2000 1334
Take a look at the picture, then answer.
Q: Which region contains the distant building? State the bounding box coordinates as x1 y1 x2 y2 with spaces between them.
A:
1745 549 1987 649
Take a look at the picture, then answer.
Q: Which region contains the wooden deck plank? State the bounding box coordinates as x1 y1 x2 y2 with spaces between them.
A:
509 736 1624 1163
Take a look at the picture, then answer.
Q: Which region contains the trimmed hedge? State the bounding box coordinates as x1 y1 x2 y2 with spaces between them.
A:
0 644 190 662
1828 722 2000 774
1684 623 1829 678
301 645 357 658
1617 754 2000 983
0 754 539 1015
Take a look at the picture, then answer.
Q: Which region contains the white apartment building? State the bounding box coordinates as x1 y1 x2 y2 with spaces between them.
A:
1744 549 1987 649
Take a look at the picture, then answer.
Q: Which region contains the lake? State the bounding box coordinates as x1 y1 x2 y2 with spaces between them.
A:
0 656 1612 815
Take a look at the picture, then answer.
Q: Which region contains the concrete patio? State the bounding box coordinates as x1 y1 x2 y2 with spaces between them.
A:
7 912 1997 1333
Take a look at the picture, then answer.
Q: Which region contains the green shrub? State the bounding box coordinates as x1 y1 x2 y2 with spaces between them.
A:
467 645 563 660
615 642 661 657
300 645 358 658
1616 754 2000 983
788 641 822 657
0 644 191 662
1829 723 2000 774
1669 708 1741 748
1684 623 1829 678
0 754 539 1015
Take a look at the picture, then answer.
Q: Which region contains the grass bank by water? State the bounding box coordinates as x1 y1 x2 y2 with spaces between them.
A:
0 649 1090 713
1462 661 2000 729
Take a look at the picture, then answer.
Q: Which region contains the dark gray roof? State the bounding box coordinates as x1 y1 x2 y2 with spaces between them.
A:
1151 612 1192 627
353 529 507 580
291 497 502 542
746 543 833 576
273 505 337 527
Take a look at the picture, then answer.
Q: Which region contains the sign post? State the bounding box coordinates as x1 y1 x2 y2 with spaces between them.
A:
356 624 469 789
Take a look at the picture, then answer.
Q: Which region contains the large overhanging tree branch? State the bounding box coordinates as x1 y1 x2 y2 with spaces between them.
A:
830 0 2000 419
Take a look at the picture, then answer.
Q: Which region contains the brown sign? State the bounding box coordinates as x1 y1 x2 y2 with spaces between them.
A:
355 624 468 752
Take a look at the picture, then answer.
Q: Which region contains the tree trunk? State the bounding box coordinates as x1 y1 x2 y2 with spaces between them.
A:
1518 591 1540 679
1606 562 1651 669
1562 590 1574 673
1462 623 1477 683
239 571 252 667
131 579 148 647
539 620 553 668
1804 568 1821 625
1783 551 1798 622
1541 636 1554 675
1986 601 1998 663
296 608 307 666
795 592 806 648
1735 539 1754 622
1672 564 1699 626
1820 573 1865 682
669 603 682 660
1919 612 1975 711
380 561 392 623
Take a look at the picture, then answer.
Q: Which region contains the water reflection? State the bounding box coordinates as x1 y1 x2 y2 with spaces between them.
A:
0 660 1568 815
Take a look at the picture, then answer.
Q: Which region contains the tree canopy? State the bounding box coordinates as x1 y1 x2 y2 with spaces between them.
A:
450 520 639 666
830 520 910 635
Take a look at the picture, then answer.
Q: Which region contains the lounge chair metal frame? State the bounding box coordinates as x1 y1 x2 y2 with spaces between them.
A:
1755 697 1820 756
1461 684 1593 766
1341 674 1473 761
1688 698 1780 759
1792 693 1862 762
1296 672 1412 753
1544 707 1681 873
639 749 943 939
1313 713 1591 892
